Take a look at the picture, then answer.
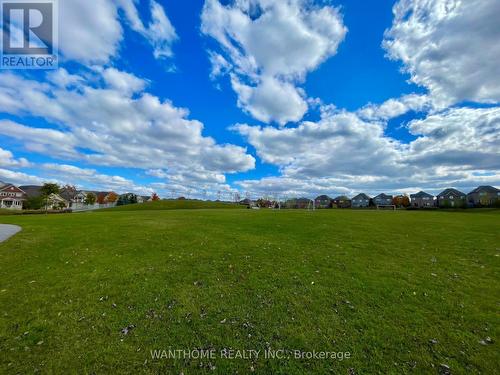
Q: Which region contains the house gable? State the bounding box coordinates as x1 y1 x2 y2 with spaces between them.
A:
0 184 25 194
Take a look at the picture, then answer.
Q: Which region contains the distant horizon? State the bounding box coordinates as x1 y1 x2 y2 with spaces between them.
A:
1 0 499 201
2 180 498 202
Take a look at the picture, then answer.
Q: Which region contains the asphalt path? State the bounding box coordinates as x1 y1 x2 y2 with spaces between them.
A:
0 224 21 243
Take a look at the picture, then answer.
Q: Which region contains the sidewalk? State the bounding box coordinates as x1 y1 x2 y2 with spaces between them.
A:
0 225 21 243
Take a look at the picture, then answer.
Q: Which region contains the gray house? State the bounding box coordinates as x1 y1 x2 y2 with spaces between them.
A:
352 193 370 208
373 193 393 206
467 186 500 207
437 188 466 208
410 191 435 208
314 195 332 209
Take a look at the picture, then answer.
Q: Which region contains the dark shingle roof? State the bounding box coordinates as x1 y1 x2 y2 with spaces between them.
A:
374 193 393 199
333 195 350 201
60 188 78 201
352 193 370 200
315 195 332 201
410 191 434 199
296 197 311 203
468 185 500 194
19 185 42 198
438 188 466 197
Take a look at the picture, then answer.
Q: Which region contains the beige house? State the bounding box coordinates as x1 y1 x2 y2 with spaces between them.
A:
46 193 70 210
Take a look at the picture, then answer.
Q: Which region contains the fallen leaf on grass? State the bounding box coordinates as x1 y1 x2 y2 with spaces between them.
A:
120 325 136 335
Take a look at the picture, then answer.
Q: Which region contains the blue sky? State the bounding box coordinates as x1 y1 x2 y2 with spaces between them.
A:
0 0 499 199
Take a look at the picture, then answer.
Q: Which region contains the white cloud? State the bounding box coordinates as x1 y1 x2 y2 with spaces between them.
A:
118 0 178 59
383 0 500 107
406 106 500 170
357 94 431 121
233 111 403 177
233 106 500 196
0 148 30 168
41 163 152 194
201 0 347 125
231 75 308 124
0 69 255 182
59 0 177 64
102 67 148 95
59 0 122 64
0 168 44 186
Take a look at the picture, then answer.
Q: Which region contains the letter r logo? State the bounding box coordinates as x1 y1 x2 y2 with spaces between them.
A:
2 1 53 54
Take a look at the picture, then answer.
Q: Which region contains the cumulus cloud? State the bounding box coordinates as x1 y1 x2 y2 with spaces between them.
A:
102 67 148 94
201 0 347 124
383 0 500 107
0 148 31 168
406 106 500 170
0 69 255 183
41 163 153 194
0 168 45 186
233 111 404 177
357 94 431 121
117 0 178 59
233 106 500 196
59 0 177 64
231 75 308 124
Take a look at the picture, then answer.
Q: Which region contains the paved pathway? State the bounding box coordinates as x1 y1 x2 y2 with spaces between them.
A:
0 224 21 243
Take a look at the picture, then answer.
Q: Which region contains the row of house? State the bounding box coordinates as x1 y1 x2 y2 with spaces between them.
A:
312 186 500 209
0 182 152 211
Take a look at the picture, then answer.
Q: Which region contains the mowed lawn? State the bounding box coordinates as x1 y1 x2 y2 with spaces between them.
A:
0 208 499 374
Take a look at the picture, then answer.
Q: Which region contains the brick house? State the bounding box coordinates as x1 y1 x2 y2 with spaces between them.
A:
332 195 351 208
437 188 466 208
314 195 332 208
410 191 435 208
467 186 500 207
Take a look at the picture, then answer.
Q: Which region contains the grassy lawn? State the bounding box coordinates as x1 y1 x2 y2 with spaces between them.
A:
0 208 498 374
109 200 245 211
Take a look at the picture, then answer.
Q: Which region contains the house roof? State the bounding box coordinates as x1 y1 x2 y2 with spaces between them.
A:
96 192 113 201
333 195 350 201
60 188 78 201
48 193 69 202
19 185 42 198
0 181 6 189
0 184 26 194
296 197 311 203
438 188 466 197
374 193 393 199
468 185 500 194
352 193 370 200
286 197 311 204
410 191 434 198
315 195 332 200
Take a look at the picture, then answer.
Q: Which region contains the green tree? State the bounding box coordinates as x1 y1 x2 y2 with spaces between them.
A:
85 193 97 205
117 193 138 206
40 183 60 197
40 183 60 212
23 196 44 210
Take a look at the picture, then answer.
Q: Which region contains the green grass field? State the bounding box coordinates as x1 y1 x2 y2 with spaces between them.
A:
0 207 498 374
